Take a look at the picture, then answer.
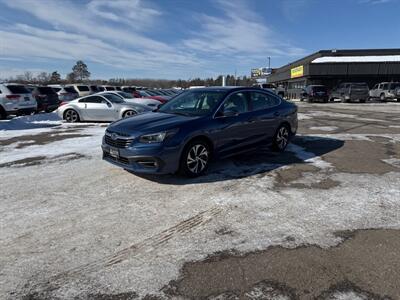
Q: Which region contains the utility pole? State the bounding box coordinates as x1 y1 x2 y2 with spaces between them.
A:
268 57 271 69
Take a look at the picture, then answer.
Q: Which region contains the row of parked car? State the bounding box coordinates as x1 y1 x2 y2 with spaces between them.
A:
299 82 400 103
0 82 180 119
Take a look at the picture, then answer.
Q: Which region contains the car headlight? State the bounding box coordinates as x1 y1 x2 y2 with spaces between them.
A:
139 129 178 144
139 131 167 144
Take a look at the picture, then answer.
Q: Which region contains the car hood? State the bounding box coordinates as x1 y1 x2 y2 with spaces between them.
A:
107 112 198 136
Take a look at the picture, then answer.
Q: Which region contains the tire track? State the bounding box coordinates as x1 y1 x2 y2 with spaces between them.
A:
28 206 223 293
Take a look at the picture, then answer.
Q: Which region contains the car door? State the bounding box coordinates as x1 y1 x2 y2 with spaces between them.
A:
370 84 378 98
248 91 282 144
80 96 112 121
212 91 255 155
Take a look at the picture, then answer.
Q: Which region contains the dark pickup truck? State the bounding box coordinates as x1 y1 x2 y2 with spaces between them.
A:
330 82 369 103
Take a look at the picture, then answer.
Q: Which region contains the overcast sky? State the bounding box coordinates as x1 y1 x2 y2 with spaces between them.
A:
0 0 399 80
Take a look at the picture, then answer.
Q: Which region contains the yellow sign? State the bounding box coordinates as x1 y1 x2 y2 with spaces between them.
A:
291 65 304 78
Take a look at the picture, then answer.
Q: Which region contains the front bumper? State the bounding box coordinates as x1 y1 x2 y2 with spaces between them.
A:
101 142 181 174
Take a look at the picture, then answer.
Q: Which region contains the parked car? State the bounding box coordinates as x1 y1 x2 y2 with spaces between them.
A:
57 93 151 122
89 85 100 94
369 82 400 102
49 85 79 102
66 84 92 97
115 86 122 91
96 91 162 108
97 85 116 92
300 85 329 103
30 86 60 112
102 87 298 177
329 82 369 103
139 90 169 103
121 86 135 94
0 83 37 119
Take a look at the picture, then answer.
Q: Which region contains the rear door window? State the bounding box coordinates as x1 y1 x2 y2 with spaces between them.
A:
7 85 30 94
250 91 281 111
77 85 90 92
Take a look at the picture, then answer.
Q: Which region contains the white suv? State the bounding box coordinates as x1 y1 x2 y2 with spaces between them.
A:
65 84 92 97
0 83 37 119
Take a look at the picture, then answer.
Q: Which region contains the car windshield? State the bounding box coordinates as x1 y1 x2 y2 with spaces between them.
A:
158 90 226 116
312 86 327 92
389 83 400 89
117 92 133 99
351 83 368 89
102 93 125 103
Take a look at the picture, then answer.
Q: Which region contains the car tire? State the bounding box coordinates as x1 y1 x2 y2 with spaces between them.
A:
179 139 210 177
0 107 6 120
123 110 137 118
64 109 80 123
300 98 304 102
272 124 290 152
380 93 386 102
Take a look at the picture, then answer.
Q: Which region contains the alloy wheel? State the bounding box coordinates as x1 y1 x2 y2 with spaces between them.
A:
186 144 209 174
123 110 137 118
65 110 78 122
276 126 289 150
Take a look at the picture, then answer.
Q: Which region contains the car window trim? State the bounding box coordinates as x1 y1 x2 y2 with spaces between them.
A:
249 90 282 112
213 89 279 119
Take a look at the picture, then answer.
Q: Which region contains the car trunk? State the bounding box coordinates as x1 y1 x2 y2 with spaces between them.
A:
6 85 36 108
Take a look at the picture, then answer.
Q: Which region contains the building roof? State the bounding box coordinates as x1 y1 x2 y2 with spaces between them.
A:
312 55 400 63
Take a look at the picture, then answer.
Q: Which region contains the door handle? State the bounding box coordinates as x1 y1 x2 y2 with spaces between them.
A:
273 111 280 116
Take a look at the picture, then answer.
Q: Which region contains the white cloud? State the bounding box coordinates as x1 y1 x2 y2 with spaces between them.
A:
183 0 305 59
359 0 394 4
87 0 161 29
0 0 304 78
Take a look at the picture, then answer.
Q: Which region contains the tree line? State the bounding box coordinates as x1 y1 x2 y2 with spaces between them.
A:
2 60 256 88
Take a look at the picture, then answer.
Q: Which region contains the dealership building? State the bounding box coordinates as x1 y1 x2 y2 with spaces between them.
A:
266 49 400 99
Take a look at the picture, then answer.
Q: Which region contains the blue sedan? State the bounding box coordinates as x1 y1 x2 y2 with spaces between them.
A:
102 87 298 177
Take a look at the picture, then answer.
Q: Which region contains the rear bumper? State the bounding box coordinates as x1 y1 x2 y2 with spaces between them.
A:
16 107 36 115
101 142 181 174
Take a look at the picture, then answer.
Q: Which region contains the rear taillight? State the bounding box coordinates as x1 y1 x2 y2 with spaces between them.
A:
59 102 68 106
6 94 21 100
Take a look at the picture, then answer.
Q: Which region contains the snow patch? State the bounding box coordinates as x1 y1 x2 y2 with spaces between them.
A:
309 126 338 132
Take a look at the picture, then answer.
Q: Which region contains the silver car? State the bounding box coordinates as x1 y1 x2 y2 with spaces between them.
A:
57 93 151 122
95 91 162 108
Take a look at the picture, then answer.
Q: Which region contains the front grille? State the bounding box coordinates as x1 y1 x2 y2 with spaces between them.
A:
104 135 133 148
104 153 130 165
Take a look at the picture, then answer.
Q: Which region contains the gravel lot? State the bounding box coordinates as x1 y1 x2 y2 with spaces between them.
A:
1 102 400 300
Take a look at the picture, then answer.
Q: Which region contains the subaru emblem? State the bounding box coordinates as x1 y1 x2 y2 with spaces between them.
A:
111 133 117 140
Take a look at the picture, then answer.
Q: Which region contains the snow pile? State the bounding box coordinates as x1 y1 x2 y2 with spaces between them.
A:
0 113 62 131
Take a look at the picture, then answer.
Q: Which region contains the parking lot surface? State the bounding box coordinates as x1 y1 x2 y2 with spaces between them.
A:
1 102 400 299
